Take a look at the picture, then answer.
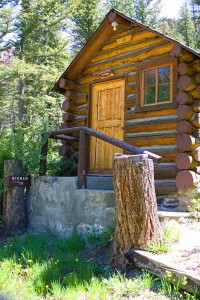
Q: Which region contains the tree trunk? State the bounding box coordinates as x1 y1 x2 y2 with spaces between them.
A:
113 154 162 254
3 159 27 235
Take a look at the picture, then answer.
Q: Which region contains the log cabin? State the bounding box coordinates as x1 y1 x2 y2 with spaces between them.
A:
53 9 200 198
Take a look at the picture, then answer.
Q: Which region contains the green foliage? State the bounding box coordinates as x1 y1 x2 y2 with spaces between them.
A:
188 196 200 212
85 226 114 246
69 0 102 53
0 232 154 299
147 220 182 254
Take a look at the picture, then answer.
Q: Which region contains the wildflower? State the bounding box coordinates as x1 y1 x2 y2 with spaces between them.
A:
27 259 33 263
3 245 6 248
9 244 12 247
75 258 79 262
45 285 49 288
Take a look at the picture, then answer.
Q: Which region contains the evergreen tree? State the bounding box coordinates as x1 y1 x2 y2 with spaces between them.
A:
132 0 161 28
177 2 195 47
69 0 101 53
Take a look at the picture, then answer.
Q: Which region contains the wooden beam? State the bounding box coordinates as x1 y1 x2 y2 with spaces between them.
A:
176 133 200 151
77 130 88 188
192 59 200 72
39 139 48 175
170 45 195 63
176 120 196 134
176 152 199 169
176 92 194 105
176 170 200 189
178 75 196 92
190 86 200 99
178 62 195 76
176 104 194 120
59 78 79 90
129 249 200 295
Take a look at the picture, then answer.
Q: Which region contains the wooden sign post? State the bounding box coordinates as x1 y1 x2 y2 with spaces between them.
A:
3 159 28 235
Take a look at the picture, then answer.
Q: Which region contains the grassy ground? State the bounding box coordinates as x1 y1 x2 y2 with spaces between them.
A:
0 231 198 300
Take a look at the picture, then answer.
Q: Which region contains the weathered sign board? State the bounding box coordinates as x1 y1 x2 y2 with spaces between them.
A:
8 175 31 187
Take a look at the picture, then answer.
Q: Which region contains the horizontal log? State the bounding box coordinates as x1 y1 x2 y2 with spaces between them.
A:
59 145 74 157
194 73 200 85
131 249 200 295
176 170 200 189
193 100 200 112
178 62 195 76
71 142 79 151
176 92 194 105
193 129 200 138
192 146 200 161
176 133 200 151
72 116 86 126
170 45 195 63
127 72 136 83
155 180 177 195
65 90 87 105
126 135 176 147
92 36 163 64
60 122 70 129
177 104 194 120
59 78 78 90
61 99 76 112
102 29 157 52
126 95 136 109
176 152 199 169
154 163 178 180
126 108 176 121
125 116 178 133
70 151 79 163
192 59 200 72
75 104 87 115
126 82 136 95
190 113 200 127
50 134 78 142
62 112 75 122
50 127 82 137
178 75 196 92
190 86 200 99
84 42 174 75
176 120 197 134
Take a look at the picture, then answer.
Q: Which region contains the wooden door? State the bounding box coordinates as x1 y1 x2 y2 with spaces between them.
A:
90 78 125 173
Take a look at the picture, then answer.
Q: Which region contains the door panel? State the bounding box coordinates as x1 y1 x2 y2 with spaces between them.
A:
90 78 125 173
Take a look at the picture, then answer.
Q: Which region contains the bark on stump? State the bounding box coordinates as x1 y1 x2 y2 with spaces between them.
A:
113 154 162 255
3 159 27 235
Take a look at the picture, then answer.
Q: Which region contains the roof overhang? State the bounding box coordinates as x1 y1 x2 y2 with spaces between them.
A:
53 9 200 93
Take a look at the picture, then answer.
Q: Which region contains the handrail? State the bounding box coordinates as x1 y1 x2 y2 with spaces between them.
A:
43 126 162 188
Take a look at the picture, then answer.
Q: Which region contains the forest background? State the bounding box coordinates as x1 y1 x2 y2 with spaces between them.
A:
0 0 199 202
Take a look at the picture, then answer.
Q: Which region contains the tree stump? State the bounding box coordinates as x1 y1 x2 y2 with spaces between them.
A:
3 159 27 235
113 154 162 255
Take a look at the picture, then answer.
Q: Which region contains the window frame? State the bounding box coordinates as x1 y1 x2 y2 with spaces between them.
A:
135 58 178 112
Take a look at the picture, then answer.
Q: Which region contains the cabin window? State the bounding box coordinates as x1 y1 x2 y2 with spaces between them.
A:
135 58 178 112
142 64 172 105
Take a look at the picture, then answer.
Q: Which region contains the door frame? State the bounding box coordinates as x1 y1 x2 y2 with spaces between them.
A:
88 76 126 174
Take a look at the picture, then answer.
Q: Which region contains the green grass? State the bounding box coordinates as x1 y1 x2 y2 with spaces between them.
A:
147 220 182 254
0 231 198 300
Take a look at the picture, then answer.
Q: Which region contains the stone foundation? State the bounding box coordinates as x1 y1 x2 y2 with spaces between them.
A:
26 176 198 237
26 176 115 237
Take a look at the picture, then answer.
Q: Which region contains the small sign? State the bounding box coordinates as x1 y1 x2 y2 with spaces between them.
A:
8 175 31 187
117 35 132 45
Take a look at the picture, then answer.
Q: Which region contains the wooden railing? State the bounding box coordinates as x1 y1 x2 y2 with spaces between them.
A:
40 126 162 188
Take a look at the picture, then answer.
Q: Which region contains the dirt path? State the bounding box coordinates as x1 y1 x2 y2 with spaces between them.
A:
157 222 200 279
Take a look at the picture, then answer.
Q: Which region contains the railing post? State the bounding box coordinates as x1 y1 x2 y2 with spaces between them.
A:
78 129 88 188
39 139 48 175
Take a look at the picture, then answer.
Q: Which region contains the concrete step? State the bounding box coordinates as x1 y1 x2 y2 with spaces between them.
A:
86 175 114 190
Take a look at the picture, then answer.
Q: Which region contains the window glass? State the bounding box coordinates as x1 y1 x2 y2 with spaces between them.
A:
144 69 156 86
144 87 156 104
142 64 171 105
158 84 170 102
158 66 170 84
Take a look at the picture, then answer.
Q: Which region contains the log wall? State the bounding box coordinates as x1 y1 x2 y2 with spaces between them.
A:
57 20 200 195
170 46 200 190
